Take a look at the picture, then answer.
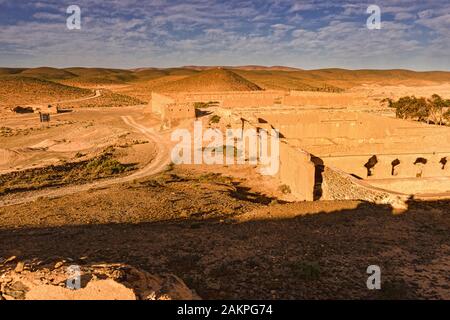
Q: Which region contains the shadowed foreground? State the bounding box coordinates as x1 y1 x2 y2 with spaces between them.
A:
0 171 449 299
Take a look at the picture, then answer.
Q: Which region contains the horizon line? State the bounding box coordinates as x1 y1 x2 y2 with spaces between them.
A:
2 65 450 73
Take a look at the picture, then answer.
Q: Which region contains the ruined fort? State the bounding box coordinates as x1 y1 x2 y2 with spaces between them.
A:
149 90 450 206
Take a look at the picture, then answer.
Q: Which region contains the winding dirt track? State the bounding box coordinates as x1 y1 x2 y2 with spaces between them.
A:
0 116 171 208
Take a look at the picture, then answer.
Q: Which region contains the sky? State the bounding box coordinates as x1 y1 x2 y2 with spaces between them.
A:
0 0 449 70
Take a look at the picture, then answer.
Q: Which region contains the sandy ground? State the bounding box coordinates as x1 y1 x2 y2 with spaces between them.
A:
0 107 158 174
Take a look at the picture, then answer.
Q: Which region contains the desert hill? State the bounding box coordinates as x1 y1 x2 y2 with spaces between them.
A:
153 68 262 92
1 66 450 99
132 68 199 81
61 68 138 85
233 69 344 92
20 67 77 80
182 65 302 71
0 68 26 76
0 75 91 106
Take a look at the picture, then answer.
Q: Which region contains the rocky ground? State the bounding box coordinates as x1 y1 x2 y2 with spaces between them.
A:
0 167 449 300
0 261 199 300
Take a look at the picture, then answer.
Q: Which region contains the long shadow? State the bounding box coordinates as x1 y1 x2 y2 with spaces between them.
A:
0 198 449 299
311 155 324 200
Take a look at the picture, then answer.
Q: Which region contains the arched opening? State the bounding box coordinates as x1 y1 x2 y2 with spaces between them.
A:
364 155 378 177
414 157 427 165
414 157 427 178
440 157 447 170
391 159 400 176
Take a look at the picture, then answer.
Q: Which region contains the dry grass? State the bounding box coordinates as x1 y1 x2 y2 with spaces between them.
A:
62 90 146 108
0 147 136 195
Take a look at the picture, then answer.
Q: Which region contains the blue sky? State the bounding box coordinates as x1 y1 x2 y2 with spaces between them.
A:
0 0 449 70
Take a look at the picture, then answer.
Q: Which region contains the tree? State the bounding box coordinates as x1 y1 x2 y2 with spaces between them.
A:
390 96 429 121
412 97 429 123
444 109 450 125
427 94 448 125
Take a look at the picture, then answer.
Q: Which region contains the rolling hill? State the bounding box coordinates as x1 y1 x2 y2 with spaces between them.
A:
20 67 77 80
152 68 262 92
233 69 344 92
0 75 91 106
61 67 138 85
1 66 450 99
0 68 25 76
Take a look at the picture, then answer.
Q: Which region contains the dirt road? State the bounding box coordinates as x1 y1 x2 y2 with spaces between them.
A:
43 89 102 105
0 115 172 207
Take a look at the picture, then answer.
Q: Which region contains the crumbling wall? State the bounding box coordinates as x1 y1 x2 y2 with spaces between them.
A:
149 92 195 127
162 102 195 120
321 166 408 208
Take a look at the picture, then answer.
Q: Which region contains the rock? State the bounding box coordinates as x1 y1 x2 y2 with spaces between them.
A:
206 281 221 291
54 261 65 269
3 281 29 300
14 262 24 273
0 262 200 300
2 256 17 265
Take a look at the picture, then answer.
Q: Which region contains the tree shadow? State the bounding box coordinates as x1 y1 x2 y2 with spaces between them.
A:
195 109 212 118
